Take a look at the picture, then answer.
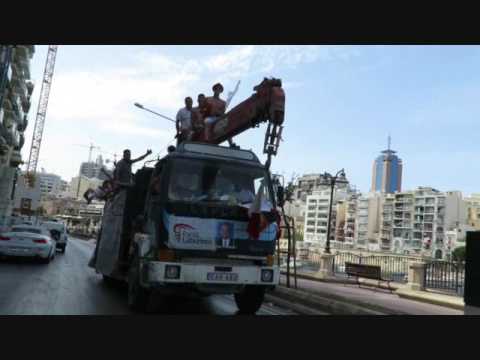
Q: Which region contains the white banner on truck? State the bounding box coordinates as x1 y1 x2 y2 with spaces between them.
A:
164 213 249 251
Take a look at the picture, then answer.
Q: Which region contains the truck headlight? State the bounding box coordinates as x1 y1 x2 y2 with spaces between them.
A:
165 265 181 279
261 269 274 282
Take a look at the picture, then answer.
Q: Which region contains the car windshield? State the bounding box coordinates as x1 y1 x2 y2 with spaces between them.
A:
43 223 65 232
168 158 272 207
11 227 42 234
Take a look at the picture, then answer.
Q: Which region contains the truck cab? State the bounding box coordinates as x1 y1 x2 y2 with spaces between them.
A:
93 142 280 313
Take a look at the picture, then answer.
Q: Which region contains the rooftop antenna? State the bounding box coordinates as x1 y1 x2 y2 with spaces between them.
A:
387 134 391 151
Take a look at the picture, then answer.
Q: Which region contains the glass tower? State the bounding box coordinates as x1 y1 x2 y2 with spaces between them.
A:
371 136 402 194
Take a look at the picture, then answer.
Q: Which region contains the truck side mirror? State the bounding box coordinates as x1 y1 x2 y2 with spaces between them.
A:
277 186 285 207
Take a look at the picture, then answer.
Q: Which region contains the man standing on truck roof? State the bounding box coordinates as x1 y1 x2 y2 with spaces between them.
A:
113 149 152 188
176 96 193 145
190 94 206 140
204 83 226 141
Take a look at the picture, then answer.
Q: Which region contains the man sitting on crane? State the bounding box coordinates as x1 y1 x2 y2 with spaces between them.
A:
190 94 207 139
204 83 227 141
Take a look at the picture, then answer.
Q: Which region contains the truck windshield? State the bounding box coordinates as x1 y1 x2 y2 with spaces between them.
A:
168 158 272 208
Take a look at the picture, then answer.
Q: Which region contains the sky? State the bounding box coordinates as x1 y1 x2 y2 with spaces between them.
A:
22 45 480 196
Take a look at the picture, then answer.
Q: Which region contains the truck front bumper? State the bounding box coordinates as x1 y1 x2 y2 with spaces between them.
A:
142 261 279 288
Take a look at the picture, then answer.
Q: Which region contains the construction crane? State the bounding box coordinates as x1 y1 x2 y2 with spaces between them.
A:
74 143 101 164
25 45 58 187
73 143 118 164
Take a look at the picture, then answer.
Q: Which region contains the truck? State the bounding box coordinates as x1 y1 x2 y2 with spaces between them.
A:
90 78 286 314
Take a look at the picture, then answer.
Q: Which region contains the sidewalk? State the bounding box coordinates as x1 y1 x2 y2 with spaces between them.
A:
270 274 463 315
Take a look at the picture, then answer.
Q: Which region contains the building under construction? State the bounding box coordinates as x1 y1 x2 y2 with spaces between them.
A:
0 45 35 225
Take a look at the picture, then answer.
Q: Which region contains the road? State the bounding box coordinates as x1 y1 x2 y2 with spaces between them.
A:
0 238 296 315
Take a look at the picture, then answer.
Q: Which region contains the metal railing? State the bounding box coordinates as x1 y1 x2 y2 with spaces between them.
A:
424 261 465 296
298 249 421 283
331 252 420 283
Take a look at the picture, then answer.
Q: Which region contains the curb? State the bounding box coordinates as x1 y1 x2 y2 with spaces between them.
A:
264 294 328 315
283 271 463 312
282 270 402 291
396 289 464 311
269 285 402 315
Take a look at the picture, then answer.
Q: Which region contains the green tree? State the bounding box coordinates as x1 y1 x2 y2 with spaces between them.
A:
452 246 466 262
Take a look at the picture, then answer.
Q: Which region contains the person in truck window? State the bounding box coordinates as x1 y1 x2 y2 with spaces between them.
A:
113 149 152 188
176 97 193 145
170 173 199 201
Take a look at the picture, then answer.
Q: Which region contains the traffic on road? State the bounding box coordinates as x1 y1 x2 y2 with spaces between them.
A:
0 235 296 315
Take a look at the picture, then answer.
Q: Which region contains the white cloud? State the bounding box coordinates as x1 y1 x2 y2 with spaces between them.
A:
24 45 361 180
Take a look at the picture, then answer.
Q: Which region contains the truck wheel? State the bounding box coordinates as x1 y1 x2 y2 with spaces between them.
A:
127 255 150 312
234 286 266 314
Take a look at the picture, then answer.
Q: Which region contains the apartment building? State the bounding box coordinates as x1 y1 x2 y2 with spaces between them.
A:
69 175 103 200
464 194 480 230
37 171 68 199
0 45 35 224
304 187 352 248
379 187 466 258
354 192 382 250
79 155 113 180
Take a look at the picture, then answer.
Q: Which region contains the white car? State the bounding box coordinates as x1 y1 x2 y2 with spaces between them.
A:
0 225 56 263
41 221 68 254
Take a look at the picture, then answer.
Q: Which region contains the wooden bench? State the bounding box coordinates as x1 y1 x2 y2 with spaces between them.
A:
345 262 393 293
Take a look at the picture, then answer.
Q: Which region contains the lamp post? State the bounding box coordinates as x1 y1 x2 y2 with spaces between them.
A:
134 103 175 123
322 169 348 254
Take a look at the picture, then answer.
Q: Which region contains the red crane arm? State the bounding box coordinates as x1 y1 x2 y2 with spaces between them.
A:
191 78 285 145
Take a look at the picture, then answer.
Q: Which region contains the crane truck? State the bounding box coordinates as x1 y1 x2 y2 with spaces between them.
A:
90 78 286 314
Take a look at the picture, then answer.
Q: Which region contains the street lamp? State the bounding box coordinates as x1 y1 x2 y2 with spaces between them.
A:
321 169 348 254
134 103 176 123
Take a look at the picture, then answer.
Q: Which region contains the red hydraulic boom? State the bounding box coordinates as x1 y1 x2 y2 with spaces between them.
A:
190 77 285 169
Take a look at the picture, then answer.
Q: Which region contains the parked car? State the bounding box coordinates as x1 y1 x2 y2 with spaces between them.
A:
0 225 56 263
41 221 68 254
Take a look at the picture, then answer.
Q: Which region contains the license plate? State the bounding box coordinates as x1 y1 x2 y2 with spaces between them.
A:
9 247 29 253
207 272 238 282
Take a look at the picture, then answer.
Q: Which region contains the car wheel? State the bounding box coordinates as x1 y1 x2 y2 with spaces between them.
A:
60 245 66 254
40 255 51 264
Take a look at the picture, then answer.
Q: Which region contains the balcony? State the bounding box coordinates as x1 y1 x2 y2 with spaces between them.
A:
10 78 27 102
411 240 422 249
9 150 22 167
1 63 13 83
394 212 403 219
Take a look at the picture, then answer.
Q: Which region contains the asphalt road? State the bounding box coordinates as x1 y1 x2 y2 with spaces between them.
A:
0 237 296 315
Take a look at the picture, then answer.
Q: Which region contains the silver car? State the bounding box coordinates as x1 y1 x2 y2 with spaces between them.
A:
0 225 56 264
